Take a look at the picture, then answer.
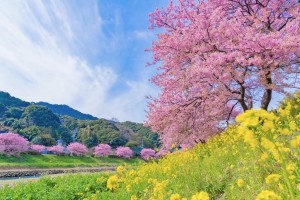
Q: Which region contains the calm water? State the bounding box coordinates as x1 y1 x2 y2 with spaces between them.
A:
0 175 41 181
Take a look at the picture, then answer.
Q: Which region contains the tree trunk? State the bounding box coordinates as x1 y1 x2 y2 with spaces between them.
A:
261 88 272 110
261 72 272 110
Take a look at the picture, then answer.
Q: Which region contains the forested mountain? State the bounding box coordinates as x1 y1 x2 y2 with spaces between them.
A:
0 91 159 149
0 92 30 108
35 102 98 120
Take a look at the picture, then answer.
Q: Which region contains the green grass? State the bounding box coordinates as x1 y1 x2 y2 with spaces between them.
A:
0 154 141 168
0 172 111 200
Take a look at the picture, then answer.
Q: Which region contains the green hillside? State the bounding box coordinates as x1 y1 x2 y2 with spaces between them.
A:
0 91 159 149
35 102 98 120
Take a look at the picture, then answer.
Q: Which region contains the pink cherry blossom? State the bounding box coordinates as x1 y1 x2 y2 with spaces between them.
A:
48 145 64 154
0 133 29 155
116 146 133 159
31 144 46 153
67 142 88 156
155 149 169 158
147 0 300 148
93 144 112 157
140 148 156 160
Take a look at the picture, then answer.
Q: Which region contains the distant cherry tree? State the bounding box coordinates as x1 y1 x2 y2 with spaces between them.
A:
116 146 133 159
140 148 156 160
93 144 112 157
31 144 46 153
147 0 300 148
0 133 29 155
67 142 88 156
48 145 64 155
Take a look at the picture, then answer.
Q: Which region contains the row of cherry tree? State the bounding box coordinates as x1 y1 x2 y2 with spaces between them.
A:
0 133 162 159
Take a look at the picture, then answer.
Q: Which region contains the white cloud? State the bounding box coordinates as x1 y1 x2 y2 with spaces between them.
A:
101 77 159 122
0 1 115 117
134 30 154 40
0 1 157 122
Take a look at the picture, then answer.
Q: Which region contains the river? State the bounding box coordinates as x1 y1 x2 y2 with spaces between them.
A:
0 171 110 188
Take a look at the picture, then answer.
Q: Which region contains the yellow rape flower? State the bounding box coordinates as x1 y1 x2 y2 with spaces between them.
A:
270 149 282 163
256 190 281 200
260 152 268 161
278 183 284 190
261 137 275 150
117 166 125 174
191 192 209 200
107 175 122 191
131 196 138 200
152 180 169 199
280 128 291 136
265 174 281 184
290 135 300 148
289 121 297 131
133 177 142 184
286 163 296 172
289 175 296 180
243 131 258 148
170 194 181 200
262 121 274 132
237 179 244 187
126 184 132 192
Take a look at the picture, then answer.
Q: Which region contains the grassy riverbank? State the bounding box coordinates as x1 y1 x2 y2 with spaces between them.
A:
0 154 141 168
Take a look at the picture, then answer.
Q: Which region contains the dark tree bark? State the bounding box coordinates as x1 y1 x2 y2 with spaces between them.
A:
261 72 272 110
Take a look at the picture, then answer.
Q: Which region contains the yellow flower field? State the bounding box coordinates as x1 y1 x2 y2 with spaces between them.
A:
92 94 300 199
1 94 299 200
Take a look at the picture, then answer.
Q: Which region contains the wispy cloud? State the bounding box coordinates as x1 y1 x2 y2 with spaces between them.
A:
134 30 154 40
0 1 158 122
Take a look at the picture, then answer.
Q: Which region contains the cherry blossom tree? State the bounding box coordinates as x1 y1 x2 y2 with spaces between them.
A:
0 133 29 155
67 142 88 156
140 148 156 160
31 144 46 153
48 145 64 155
93 144 112 157
147 0 300 148
116 146 133 159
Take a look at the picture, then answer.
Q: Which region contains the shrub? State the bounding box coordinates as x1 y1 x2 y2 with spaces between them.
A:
140 148 155 160
0 133 29 155
67 142 88 156
30 144 46 153
116 146 133 159
48 145 64 155
26 149 41 155
93 144 112 156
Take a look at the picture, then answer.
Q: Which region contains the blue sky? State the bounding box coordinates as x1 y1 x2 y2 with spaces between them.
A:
0 0 167 122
